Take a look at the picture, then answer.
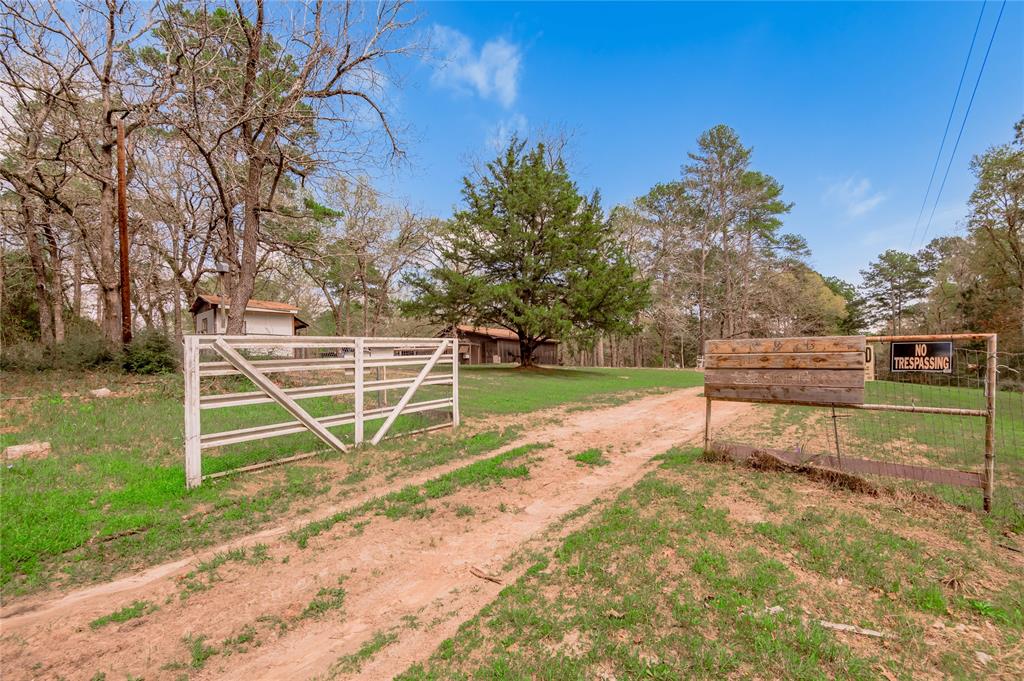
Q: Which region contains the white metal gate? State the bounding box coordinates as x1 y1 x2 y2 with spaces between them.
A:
183 335 459 488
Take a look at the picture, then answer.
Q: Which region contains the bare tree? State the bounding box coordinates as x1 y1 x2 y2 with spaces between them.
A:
158 0 416 334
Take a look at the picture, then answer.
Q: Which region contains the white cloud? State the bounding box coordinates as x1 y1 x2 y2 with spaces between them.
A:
430 25 521 108
824 177 886 219
487 113 528 151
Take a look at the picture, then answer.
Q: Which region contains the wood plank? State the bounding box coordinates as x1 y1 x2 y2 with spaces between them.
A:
705 336 864 355
704 368 864 388
704 384 864 406
704 352 864 370
709 441 984 489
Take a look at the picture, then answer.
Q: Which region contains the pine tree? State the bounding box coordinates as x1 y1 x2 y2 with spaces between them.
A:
404 139 649 366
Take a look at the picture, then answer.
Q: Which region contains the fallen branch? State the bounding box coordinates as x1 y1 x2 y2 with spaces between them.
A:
470 566 502 585
997 543 1023 554
818 620 886 639
755 606 888 639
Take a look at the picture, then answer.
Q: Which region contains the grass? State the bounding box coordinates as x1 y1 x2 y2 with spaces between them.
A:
324 630 399 677
716 378 1024 530
289 444 544 548
301 578 348 619
89 599 158 629
570 448 610 466
398 447 1024 680
1 366 699 597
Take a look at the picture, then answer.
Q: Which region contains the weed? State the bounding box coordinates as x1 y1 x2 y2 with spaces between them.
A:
89 600 157 629
570 448 610 466
455 504 475 517
301 578 347 619
329 631 398 675
184 634 218 670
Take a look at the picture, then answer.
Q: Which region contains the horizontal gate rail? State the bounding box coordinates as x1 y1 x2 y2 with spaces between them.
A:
183 334 459 489
200 397 453 448
709 442 985 489
200 375 454 410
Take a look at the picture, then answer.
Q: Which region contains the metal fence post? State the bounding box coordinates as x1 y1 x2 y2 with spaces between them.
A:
984 334 997 512
355 337 364 445
452 333 460 429
184 335 202 489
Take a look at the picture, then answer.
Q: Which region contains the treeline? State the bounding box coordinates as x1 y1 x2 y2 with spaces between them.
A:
1 0 420 360
2 1 1021 370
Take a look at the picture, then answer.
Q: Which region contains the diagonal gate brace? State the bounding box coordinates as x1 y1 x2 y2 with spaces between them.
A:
371 339 449 445
212 338 349 453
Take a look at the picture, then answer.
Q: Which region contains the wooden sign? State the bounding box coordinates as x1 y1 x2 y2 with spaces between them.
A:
890 341 953 373
704 336 865 406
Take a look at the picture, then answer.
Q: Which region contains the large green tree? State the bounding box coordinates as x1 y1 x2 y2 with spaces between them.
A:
859 249 928 334
405 139 649 366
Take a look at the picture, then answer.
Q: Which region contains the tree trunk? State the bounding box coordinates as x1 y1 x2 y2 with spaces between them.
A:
72 242 83 317
42 220 65 342
21 200 54 345
97 141 122 343
518 336 536 367
227 168 263 334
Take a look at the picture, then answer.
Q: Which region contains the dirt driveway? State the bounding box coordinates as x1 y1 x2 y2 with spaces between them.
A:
1 387 748 680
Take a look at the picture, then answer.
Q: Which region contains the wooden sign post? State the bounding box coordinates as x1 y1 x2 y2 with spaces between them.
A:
704 336 866 406
702 336 866 450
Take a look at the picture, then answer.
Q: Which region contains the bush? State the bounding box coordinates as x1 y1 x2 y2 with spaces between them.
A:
122 330 179 374
0 323 118 372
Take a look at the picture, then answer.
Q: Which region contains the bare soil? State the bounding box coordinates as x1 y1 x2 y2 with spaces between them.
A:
0 387 749 681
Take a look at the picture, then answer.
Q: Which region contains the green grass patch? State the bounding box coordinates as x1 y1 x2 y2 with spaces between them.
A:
301 579 347 619
570 448 610 466
89 600 158 629
397 447 878 680
3 365 697 597
290 444 543 547
326 630 399 676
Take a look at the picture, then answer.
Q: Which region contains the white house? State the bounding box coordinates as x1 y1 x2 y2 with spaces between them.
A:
189 294 309 336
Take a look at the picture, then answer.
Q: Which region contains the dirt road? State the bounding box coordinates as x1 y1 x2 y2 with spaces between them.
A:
1 387 748 680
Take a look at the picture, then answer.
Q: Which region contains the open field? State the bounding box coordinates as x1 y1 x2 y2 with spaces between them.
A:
2 366 1023 680
0 366 702 596
399 448 1024 680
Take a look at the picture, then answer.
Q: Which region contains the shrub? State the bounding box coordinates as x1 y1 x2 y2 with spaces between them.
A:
122 330 179 374
0 323 118 372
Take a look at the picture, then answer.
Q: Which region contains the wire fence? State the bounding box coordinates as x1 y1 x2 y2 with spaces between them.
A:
711 342 1023 518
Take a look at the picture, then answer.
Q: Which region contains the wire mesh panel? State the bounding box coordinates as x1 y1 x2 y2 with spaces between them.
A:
707 334 1021 514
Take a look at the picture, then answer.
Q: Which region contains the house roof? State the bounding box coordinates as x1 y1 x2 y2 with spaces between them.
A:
452 324 559 344
190 293 300 315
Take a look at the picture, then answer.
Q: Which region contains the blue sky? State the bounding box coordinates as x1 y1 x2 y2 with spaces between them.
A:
378 1 1022 284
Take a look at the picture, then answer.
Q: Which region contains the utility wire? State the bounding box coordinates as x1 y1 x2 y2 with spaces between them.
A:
908 2 986 249
919 0 1007 248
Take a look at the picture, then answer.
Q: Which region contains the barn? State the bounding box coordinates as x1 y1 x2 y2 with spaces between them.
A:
446 324 560 365
190 294 309 336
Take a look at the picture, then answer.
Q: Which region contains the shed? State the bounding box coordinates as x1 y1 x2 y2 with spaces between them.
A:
446 324 560 365
190 294 309 336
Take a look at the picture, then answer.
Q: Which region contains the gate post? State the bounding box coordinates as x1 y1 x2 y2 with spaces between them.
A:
452 333 460 428
354 338 364 445
184 335 202 489
984 334 997 512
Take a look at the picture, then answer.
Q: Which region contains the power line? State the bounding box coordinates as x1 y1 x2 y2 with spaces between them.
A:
918 0 1007 249
908 2 986 249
